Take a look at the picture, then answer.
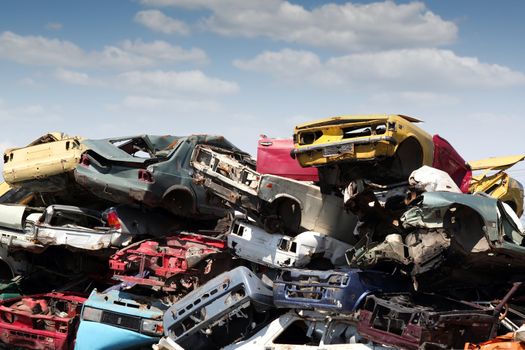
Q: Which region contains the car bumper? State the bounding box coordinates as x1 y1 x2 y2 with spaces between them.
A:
292 135 397 167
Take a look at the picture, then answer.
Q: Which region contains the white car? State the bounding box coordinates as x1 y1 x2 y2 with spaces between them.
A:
228 220 351 268
224 310 393 350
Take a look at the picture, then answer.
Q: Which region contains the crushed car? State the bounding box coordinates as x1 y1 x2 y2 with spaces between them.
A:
291 115 435 188
348 191 525 293
109 232 230 292
228 220 351 268
224 310 392 350
357 292 509 349
191 145 357 240
74 134 250 219
273 268 410 313
468 154 525 216
2 132 84 192
75 288 168 350
160 266 274 350
0 204 134 254
0 292 85 350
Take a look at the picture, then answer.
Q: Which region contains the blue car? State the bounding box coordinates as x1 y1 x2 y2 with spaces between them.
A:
273 268 411 313
75 289 168 350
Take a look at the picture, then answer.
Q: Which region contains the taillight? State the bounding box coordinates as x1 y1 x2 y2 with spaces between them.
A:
138 169 154 183
80 154 90 167
106 210 121 230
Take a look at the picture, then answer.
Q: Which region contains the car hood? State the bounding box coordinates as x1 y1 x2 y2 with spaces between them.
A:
468 154 525 171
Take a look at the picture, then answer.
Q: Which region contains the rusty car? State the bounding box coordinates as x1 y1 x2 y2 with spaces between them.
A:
191 145 357 241
109 232 230 292
0 292 85 350
161 266 274 350
75 134 250 219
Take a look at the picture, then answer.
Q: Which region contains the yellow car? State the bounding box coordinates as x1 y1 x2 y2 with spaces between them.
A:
2 132 84 191
292 115 434 185
468 154 524 217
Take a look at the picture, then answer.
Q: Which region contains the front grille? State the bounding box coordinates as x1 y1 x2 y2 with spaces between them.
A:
101 311 141 331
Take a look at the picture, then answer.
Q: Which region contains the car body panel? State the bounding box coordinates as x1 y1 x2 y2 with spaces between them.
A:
273 268 410 313
163 266 273 346
257 136 318 181
468 155 525 216
3 132 84 191
75 134 245 218
75 289 167 350
224 311 392 350
0 292 85 350
228 220 351 268
432 135 471 192
191 145 357 241
469 154 525 171
0 182 34 205
292 115 433 170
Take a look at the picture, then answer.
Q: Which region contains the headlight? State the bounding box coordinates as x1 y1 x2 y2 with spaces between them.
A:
82 307 103 322
142 319 164 336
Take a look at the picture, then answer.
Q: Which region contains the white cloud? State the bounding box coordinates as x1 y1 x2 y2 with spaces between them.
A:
135 10 189 35
115 70 239 95
0 99 62 122
0 31 207 69
107 95 221 113
368 91 460 108
140 0 457 51
234 48 525 89
54 68 101 86
46 22 63 31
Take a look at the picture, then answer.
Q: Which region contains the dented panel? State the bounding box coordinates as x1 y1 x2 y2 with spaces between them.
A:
228 220 351 268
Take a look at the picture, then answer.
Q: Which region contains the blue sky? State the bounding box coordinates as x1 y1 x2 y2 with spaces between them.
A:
1 0 524 218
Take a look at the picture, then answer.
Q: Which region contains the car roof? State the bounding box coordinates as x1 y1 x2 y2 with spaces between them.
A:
295 114 422 130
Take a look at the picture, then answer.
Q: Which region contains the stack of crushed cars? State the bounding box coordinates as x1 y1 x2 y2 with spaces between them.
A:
0 115 524 350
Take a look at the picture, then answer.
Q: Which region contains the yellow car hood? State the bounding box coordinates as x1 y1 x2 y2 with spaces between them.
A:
468 154 525 171
295 114 422 130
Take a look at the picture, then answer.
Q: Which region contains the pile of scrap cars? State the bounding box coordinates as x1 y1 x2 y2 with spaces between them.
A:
0 114 524 350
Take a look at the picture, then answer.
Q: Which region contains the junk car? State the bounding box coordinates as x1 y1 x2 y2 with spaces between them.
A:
357 292 500 349
75 134 249 219
0 204 134 254
273 268 410 313
3 132 84 192
468 154 525 216
109 232 229 291
349 191 525 292
191 145 356 241
224 310 392 350
257 135 318 182
75 289 167 350
0 292 85 350
291 115 434 185
162 266 274 350
228 220 351 268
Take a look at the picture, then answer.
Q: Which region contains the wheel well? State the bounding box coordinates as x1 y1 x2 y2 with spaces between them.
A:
392 137 424 178
269 197 302 235
162 189 196 216
0 259 14 280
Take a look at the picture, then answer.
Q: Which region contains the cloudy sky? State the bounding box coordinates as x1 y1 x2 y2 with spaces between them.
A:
1 0 524 217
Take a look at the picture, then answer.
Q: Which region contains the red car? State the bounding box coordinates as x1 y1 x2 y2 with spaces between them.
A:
109 233 229 292
0 292 86 350
257 135 319 182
